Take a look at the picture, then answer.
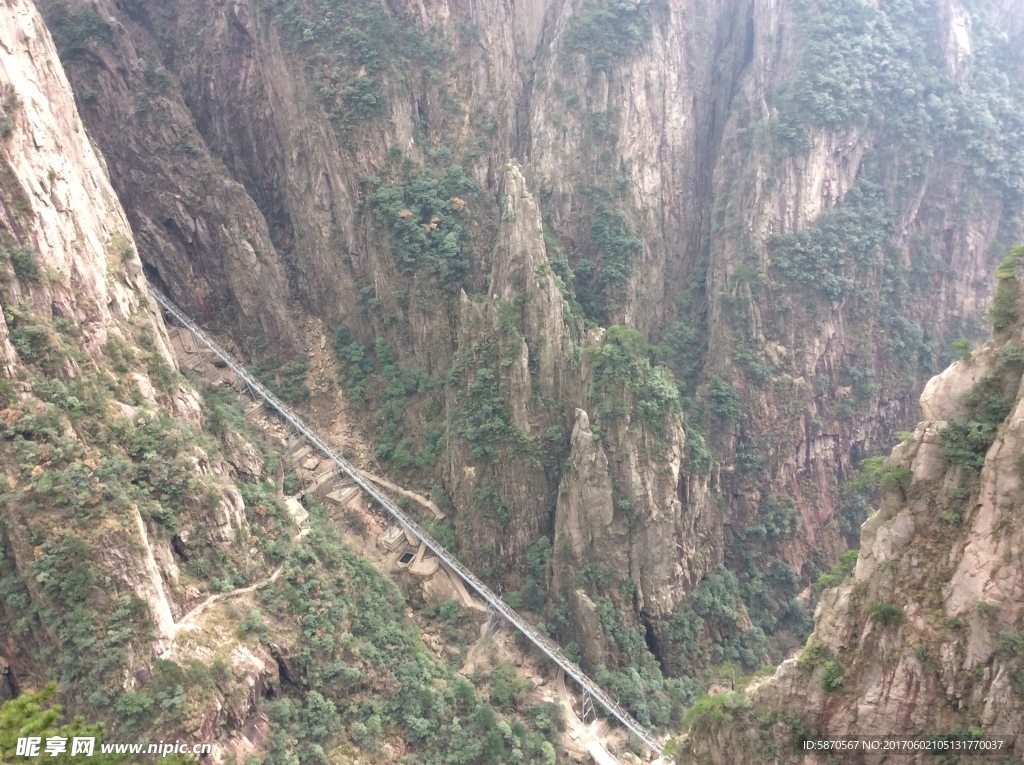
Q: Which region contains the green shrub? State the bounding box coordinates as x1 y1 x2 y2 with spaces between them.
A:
708 375 742 425
952 338 972 360
870 603 903 626
768 182 892 302
681 692 751 730
341 75 384 119
0 237 41 282
252 358 310 404
438 598 460 622
988 280 1018 332
815 549 859 590
847 365 881 401
1001 343 1024 368
881 466 912 491
43 1 113 59
104 335 135 373
488 663 530 712
364 162 476 286
237 608 263 637
663 566 777 680
114 691 154 731
942 419 999 469
576 204 642 322
10 322 54 367
941 370 1016 469
994 246 1024 279
449 337 531 461
996 630 1024 693
282 470 300 495
0 682 179 764
743 495 800 542
269 0 438 132
564 0 662 71
854 455 911 492
301 691 341 741
797 639 830 671
772 0 1024 197
253 518 566 764
820 660 845 691
584 326 681 431
989 249 1024 331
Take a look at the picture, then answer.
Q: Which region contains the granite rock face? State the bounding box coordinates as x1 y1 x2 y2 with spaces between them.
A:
678 268 1024 763
0 0 168 363
0 3 280 755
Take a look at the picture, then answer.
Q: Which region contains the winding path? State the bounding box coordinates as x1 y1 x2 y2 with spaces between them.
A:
162 526 310 652
358 469 445 519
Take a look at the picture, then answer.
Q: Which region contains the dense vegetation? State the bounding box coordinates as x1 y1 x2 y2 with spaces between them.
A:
937 248 1024 468
0 303 560 762
256 502 562 765
447 329 533 463
18 0 1024 757
42 1 112 60
0 234 41 284
563 0 665 71
575 204 643 324
251 358 311 404
333 326 445 478
988 247 1024 332
0 314 283 737
773 0 1024 199
750 0 1024 402
256 0 443 132
547 561 693 731
0 684 194 764
663 555 809 683
699 0 1024 670
584 326 680 432
940 347 1023 470
589 597 691 731
363 160 477 287
767 181 893 303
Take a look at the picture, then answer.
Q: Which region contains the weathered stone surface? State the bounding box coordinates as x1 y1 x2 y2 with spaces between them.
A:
922 357 989 421
8 0 1024 757
552 409 621 585
681 274 1024 763
0 0 172 365
567 589 611 667
225 430 264 481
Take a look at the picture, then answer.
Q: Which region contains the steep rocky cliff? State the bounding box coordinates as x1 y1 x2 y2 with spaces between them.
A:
0 0 319 753
0 6 573 763
31 0 1024 724
0 1 288 753
677 249 1024 763
703 0 1024 582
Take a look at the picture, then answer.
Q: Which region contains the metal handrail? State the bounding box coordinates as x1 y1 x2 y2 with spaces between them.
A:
147 287 665 755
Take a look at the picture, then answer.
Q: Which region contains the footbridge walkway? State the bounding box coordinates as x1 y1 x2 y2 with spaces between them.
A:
148 287 665 757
